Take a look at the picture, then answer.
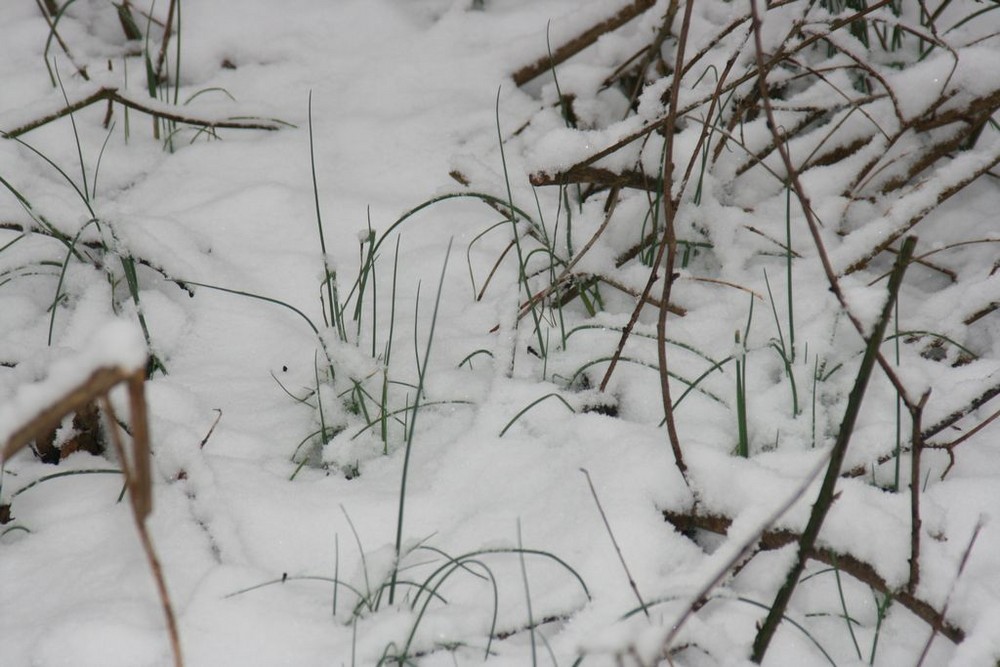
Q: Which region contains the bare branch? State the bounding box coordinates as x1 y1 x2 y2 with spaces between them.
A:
2 87 290 139
512 0 657 87
662 509 966 645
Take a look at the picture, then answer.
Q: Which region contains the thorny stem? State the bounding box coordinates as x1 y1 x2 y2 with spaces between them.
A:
662 509 967 646
514 189 619 324
541 0 896 183
749 235 916 663
658 452 834 656
598 4 734 397
655 0 696 482
747 1 919 409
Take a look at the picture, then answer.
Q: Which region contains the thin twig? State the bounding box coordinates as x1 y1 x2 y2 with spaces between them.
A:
654 0 696 483
0 356 181 666
662 509 966 645
909 391 931 593
581 469 649 618
748 223 916 661
747 0 919 413
915 520 983 667
2 87 289 139
531 1 896 185
923 381 1000 441
198 409 223 449
512 0 656 86
658 451 833 656
153 0 178 85
2 366 132 462
35 0 89 82
842 389 1000 481
514 189 620 322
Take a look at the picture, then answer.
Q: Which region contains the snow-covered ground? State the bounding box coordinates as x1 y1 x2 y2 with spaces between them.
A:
1 1 999 665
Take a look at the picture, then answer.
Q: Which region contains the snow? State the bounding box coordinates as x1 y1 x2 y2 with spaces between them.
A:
0 1 998 665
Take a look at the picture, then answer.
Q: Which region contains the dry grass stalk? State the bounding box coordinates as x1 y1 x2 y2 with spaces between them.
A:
2 86 288 139
1 364 182 667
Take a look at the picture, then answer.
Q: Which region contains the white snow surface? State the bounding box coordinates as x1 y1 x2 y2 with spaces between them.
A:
0 1 998 666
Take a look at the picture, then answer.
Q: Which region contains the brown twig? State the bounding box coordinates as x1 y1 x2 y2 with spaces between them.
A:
654 0 696 483
621 2 679 112
514 189 621 321
927 405 1000 480
531 1 896 186
198 409 223 449
0 359 182 667
599 0 730 401
909 391 931 593
102 387 183 667
915 520 982 667
662 509 966 645
512 0 657 86
153 0 178 86
749 236 915 663
581 274 686 315
748 7 919 655
841 381 1000 481
35 0 90 83
748 2 922 417
2 86 289 139
657 452 833 657
922 380 1000 441
2 367 134 462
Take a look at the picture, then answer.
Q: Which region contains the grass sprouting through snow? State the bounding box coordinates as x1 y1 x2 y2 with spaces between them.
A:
388 240 452 605
308 93 345 345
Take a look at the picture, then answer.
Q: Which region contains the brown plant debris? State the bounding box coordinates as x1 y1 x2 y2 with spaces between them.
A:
662 509 965 644
2 86 290 139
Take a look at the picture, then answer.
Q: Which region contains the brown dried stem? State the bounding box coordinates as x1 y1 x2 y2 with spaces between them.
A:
36 0 90 83
1 362 182 666
748 235 915 662
909 391 931 593
513 188 621 321
2 86 288 139
529 166 659 191
915 520 982 667
654 0 696 483
102 389 182 667
748 7 919 658
841 380 1000 481
662 509 965 645
530 0 896 185
153 0 178 86
621 2 679 112
598 3 734 398
512 0 657 87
